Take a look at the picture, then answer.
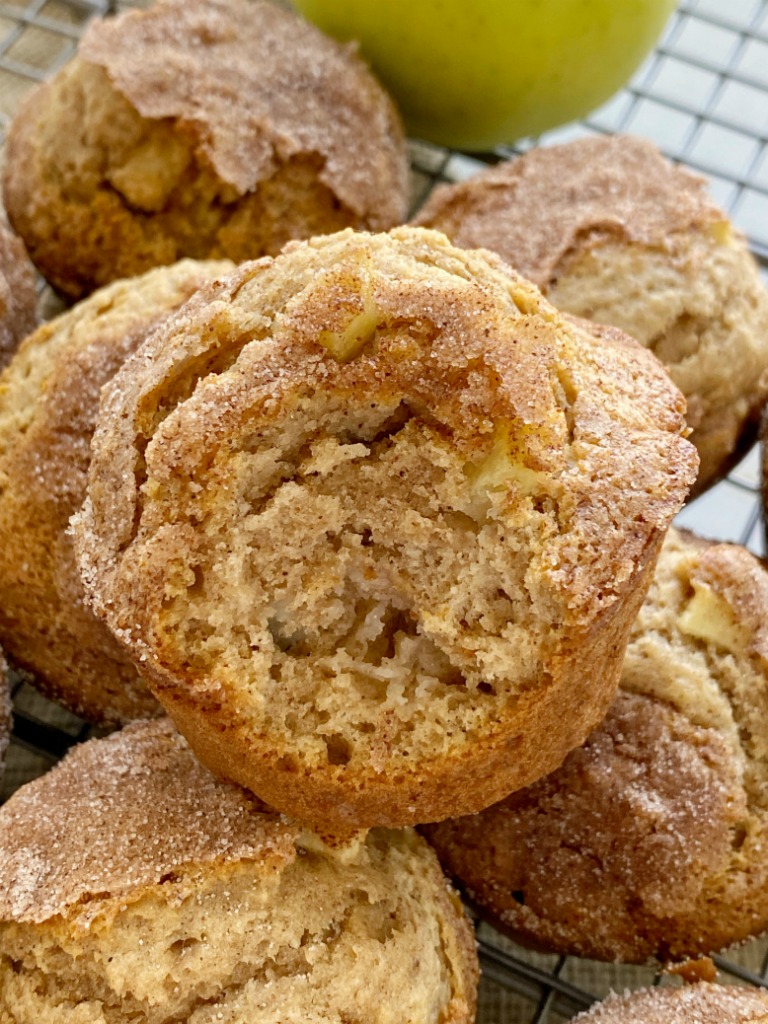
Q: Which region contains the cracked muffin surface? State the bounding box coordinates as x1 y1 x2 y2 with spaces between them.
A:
2 0 409 300
414 134 768 496
73 226 696 833
0 718 478 1024
0 258 232 725
424 528 768 963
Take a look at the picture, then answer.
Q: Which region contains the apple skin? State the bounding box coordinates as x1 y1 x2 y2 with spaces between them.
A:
292 0 676 150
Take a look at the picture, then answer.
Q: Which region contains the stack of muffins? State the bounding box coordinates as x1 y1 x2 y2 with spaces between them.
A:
1 2 768 1022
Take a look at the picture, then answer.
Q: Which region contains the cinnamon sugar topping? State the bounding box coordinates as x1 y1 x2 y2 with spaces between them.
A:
575 984 768 1023
414 135 724 287
80 0 408 223
0 720 300 925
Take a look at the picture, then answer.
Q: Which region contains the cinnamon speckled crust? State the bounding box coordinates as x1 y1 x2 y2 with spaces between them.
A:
3 0 409 300
72 227 696 833
0 259 233 726
0 720 478 1024
424 528 768 963
414 135 768 496
0 221 37 371
0 652 10 781
572 984 768 1023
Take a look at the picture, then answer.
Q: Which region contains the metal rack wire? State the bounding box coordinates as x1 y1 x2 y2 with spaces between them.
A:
1 1 768 1020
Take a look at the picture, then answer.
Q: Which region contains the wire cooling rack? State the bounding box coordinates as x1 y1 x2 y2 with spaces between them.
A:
1 1 768 1021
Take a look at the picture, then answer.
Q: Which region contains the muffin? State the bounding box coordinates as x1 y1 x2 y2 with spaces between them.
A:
0 258 233 725
424 528 768 963
0 651 9 782
0 718 478 1024
572 984 768 1023
3 0 409 300
414 134 768 495
73 226 697 834
0 220 37 371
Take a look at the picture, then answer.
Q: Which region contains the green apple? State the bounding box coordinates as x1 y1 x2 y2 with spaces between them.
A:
292 0 676 150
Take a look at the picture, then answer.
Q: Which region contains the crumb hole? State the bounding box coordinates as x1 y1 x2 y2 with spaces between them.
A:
170 937 200 954
731 822 748 851
325 733 353 766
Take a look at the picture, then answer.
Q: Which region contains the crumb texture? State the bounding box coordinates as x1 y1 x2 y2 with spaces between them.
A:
0 720 478 1024
73 227 696 831
414 134 768 494
2 0 409 298
425 528 768 962
0 258 232 725
572 984 768 1023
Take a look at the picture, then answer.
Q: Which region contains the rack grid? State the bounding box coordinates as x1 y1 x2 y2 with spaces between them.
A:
1 1 768 1020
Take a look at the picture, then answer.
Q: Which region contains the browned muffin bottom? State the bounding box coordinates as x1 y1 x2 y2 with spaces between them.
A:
0 651 9 781
0 219 37 371
0 719 478 1024
72 226 696 834
572 984 768 1023
424 528 768 963
2 0 409 300
414 135 768 496
0 258 232 725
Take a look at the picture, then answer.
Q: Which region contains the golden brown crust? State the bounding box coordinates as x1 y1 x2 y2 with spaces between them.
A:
0 720 478 1024
572 984 768 1023
73 227 696 833
424 528 768 963
414 135 768 496
3 0 409 299
0 220 37 371
0 259 232 725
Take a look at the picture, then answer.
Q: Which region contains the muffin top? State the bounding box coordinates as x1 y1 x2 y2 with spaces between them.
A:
0 718 298 927
414 135 725 288
3 0 411 298
77 0 408 227
573 984 768 1023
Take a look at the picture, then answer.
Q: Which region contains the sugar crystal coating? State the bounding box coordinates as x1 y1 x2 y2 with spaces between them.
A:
573 983 768 1023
